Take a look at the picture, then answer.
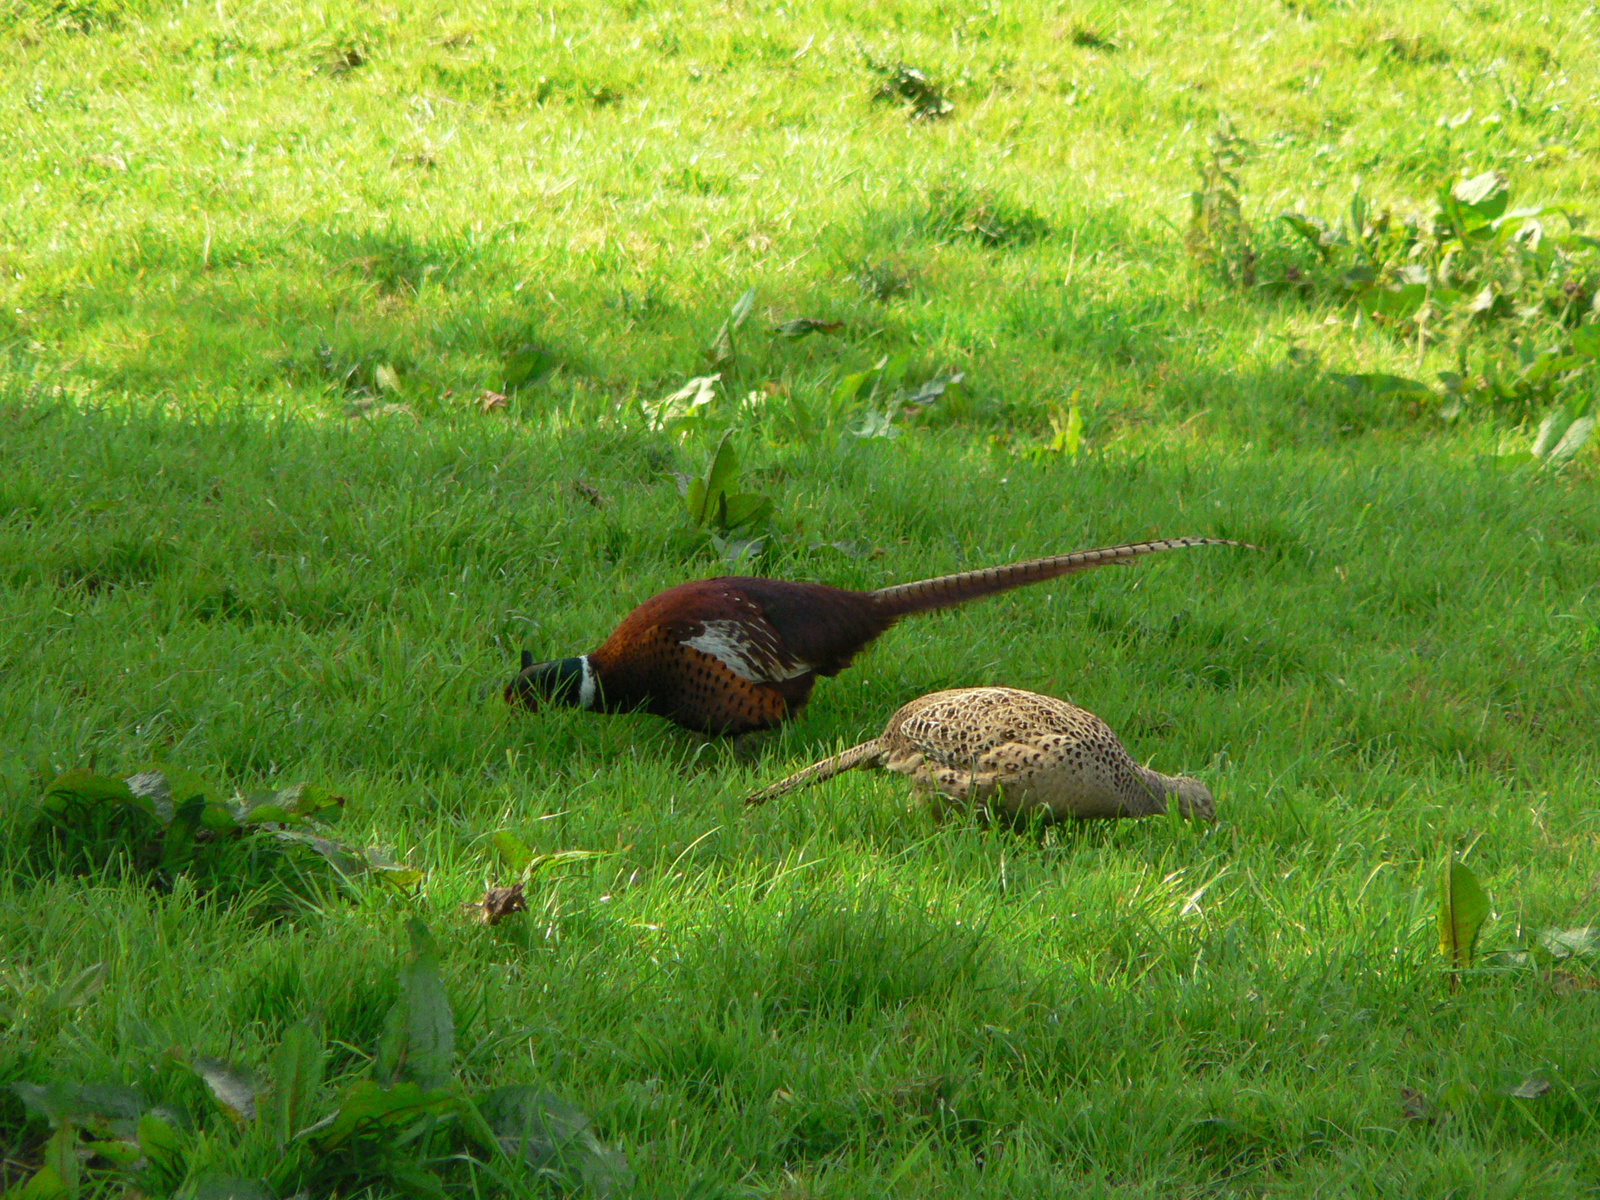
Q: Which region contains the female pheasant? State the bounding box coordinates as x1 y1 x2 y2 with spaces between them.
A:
505 537 1247 736
744 686 1215 822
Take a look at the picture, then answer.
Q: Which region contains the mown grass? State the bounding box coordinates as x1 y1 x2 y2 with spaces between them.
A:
3 0 1600 1196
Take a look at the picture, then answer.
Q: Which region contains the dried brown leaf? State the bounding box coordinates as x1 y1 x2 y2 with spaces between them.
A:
346 399 416 421
479 390 508 413
1399 1087 1434 1124
1551 970 1599 995
772 318 843 340
479 883 527 926
571 480 606 507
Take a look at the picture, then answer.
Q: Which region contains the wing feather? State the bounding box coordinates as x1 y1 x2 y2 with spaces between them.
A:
681 618 812 683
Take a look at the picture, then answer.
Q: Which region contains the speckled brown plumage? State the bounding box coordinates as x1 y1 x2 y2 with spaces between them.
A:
506 537 1252 736
744 686 1216 822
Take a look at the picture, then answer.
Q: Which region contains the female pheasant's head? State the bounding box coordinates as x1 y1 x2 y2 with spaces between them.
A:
1170 776 1216 822
504 650 599 712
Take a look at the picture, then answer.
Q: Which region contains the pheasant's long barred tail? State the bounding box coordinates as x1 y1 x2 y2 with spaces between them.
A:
744 739 886 806
866 537 1252 618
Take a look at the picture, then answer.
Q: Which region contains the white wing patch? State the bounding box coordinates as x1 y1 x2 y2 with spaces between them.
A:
682 619 811 683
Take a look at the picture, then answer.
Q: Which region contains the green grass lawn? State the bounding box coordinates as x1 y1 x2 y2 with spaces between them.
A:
3 0 1600 1196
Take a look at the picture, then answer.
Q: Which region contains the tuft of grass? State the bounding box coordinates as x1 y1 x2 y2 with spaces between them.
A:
925 184 1051 249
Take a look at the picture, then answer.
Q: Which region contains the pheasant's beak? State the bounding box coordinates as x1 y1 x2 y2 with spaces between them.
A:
505 675 539 712
1176 778 1217 822
505 650 540 712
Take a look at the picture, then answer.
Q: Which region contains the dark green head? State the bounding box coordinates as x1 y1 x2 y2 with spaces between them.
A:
504 651 598 713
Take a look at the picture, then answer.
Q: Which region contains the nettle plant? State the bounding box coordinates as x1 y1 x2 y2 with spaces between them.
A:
1281 171 1600 424
645 287 844 441
835 352 965 441
1186 115 1255 289
674 430 775 568
644 288 970 564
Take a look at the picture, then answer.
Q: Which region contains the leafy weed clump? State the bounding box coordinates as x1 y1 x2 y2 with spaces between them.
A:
864 55 954 121
21 767 417 916
1281 172 1600 422
4 920 629 1199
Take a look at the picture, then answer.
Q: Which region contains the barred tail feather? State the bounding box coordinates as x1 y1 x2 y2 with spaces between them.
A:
867 537 1251 618
743 739 886 807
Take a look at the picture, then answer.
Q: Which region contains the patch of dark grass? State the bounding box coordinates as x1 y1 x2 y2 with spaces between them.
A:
53 540 169 596
925 185 1051 249
681 886 1000 1027
1358 28 1453 66
315 228 481 297
869 62 954 121
3 0 167 35
1068 24 1118 51
1031 294 1171 367
854 258 916 301
424 58 557 107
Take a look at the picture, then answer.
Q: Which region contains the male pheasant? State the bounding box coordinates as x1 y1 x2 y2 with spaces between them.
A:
744 686 1215 822
505 537 1247 736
